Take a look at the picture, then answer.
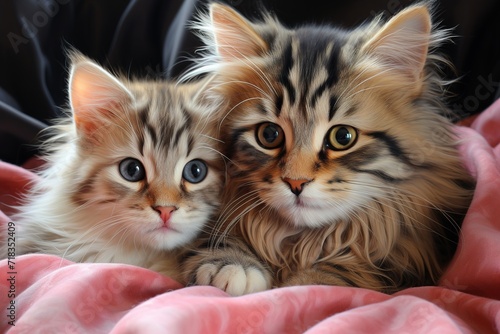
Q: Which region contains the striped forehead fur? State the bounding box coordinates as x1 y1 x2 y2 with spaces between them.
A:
134 83 196 154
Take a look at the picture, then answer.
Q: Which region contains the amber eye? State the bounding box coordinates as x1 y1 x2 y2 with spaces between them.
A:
255 122 285 149
326 125 358 151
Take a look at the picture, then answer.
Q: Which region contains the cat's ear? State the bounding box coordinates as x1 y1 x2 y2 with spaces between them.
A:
69 56 134 135
361 5 431 82
208 3 268 61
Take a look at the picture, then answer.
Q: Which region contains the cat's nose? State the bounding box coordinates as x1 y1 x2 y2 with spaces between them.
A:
153 206 177 223
282 177 311 196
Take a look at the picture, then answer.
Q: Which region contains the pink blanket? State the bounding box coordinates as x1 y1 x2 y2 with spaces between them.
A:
2 99 500 333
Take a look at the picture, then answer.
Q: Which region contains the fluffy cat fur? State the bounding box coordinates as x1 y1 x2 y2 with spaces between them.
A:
182 2 475 295
1 52 223 283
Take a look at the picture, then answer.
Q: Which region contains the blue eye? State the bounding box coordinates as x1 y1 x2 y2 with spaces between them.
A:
182 159 208 184
119 158 146 182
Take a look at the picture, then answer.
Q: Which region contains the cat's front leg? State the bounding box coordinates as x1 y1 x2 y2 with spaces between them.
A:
183 242 272 296
282 264 386 291
282 268 349 288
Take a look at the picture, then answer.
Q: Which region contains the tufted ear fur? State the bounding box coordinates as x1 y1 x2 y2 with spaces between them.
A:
208 3 268 62
361 5 432 82
68 54 134 136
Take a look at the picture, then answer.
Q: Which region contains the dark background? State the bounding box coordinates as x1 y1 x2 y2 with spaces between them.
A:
1 0 499 165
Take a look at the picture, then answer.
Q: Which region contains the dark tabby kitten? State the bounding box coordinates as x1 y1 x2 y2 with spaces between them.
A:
182 3 474 295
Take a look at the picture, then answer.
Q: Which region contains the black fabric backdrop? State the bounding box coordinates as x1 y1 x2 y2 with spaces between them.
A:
1 0 499 165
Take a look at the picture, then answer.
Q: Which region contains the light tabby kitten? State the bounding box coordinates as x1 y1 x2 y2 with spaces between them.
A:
3 53 223 283
183 3 474 295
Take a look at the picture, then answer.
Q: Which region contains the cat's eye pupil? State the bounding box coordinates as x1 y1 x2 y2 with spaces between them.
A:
183 159 208 184
256 122 284 149
127 164 139 176
190 164 202 178
119 158 146 182
263 125 279 143
336 127 352 146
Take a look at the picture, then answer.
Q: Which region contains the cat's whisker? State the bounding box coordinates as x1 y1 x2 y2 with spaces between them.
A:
338 67 394 103
212 79 274 101
344 83 397 100
210 189 262 241
213 41 278 97
198 145 230 162
218 96 269 133
217 188 261 222
60 217 118 261
198 134 224 143
210 190 262 244
346 179 456 215
335 65 374 107
239 58 278 98
212 199 265 250
344 180 461 243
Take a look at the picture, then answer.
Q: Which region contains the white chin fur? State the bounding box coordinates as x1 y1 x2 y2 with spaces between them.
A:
147 215 205 250
149 229 196 250
278 206 339 228
269 193 361 228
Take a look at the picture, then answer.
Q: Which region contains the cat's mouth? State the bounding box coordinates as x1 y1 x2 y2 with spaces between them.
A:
269 192 325 211
149 220 179 234
158 225 177 232
292 197 325 209
276 197 337 228
294 198 309 208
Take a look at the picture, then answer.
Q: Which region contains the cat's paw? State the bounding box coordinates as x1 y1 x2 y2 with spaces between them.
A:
195 262 271 296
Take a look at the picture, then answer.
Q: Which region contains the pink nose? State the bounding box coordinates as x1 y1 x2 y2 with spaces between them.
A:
153 206 177 223
282 177 311 196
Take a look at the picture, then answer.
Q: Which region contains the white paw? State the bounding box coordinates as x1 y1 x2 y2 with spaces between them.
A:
196 263 270 296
